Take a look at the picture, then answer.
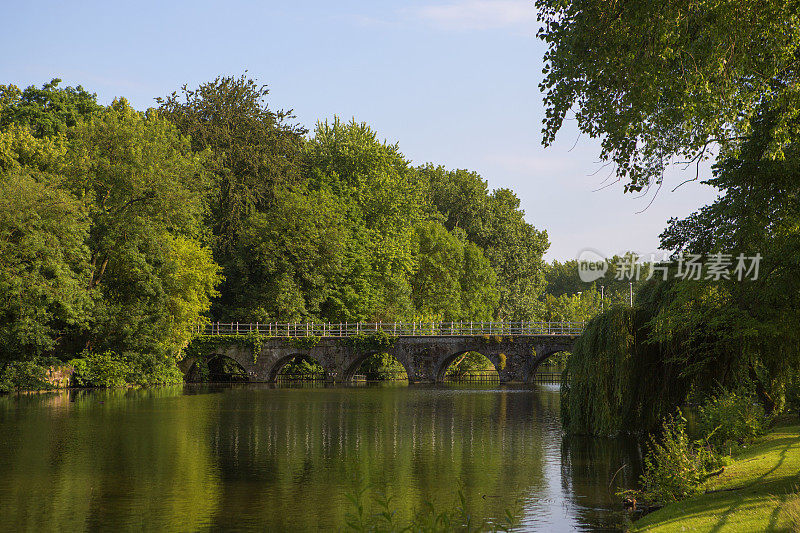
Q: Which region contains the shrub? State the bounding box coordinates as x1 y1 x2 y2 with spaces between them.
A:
698 390 769 451
70 351 184 388
124 353 184 386
638 411 717 504
69 351 128 388
0 360 53 392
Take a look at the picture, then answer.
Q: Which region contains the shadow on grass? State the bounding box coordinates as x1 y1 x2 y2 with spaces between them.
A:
709 434 800 533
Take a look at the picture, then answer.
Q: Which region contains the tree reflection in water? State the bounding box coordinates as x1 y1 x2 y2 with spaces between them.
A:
0 384 642 531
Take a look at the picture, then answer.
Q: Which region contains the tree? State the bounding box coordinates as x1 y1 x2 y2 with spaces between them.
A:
537 0 800 191
0 78 101 138
305 118 425 321
0 170 91 366
540 290 600 323
157 74 307 253
411 221 498 321
482 189 549 319
227 187 347 321
423 164 487 236
460 239 500 320
544 260 586 298
421 165 549 320
63 99 219 357
657 102 800 413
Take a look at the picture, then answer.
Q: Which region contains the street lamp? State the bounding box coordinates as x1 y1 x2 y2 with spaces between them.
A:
629 282 633 307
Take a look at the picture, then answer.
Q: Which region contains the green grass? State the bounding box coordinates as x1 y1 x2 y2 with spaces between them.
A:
633 423 800 532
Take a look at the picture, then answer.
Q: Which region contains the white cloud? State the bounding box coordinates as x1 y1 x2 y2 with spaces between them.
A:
412 0 537 31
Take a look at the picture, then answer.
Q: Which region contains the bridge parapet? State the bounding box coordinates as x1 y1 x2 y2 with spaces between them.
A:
196 321 584 337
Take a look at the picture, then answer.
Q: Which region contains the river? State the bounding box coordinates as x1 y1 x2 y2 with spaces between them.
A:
0 384 641 531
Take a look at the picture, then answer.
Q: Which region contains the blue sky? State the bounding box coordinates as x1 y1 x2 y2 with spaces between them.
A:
3 0 719 260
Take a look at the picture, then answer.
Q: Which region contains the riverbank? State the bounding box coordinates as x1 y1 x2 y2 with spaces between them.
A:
632 421 800 532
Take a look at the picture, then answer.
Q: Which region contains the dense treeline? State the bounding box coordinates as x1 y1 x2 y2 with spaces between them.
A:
0 76 551 389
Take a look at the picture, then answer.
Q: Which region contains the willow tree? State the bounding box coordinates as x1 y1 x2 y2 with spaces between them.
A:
564 105 800 434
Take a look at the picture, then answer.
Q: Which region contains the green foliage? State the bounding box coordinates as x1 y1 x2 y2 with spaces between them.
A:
69 352 128 388
69 351 183 388
285 336 320 350
698 390 769 451
787 377 800 418
421 164 549 320
412 221 498 321
157 74 306 255
628 395 770 507
543 255 651 308
537 0 800 191
658 102 800 416
0 74 549 388
356 353 407 380
305 118 424 322
0 168 92 365
445 352 496 379
562 266 796 436
1 92 218 375
0 78 101 138
344 332 398 353
540 290 599 323
279 355 325 379
65 99 217 357
497 353 506 371
184 334 267 360
638 412 717 505
561 299 694 436
227 187 347 321
0 360 54 392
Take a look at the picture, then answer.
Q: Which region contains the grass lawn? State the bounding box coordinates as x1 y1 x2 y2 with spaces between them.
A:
632 423 800 532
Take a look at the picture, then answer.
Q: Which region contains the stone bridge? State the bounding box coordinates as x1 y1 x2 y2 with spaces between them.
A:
180 322 582 383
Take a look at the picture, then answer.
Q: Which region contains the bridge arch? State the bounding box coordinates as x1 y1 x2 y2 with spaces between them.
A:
525 347 571 383
436 351 500 383
342 351 411 382
185 353 250 382
267 353 327 382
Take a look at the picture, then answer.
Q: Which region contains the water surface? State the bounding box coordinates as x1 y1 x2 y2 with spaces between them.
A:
0 384 641 531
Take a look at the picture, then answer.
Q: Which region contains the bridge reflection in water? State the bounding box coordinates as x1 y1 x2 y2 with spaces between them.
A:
0 385 640 531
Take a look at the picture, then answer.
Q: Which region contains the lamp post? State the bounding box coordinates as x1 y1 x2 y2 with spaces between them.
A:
629 282 633 307
600 285 604 311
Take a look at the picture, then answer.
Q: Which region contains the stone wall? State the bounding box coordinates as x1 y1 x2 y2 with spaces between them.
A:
45 365 74 389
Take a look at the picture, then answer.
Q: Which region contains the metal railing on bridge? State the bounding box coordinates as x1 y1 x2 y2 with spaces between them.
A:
195 321 585 337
